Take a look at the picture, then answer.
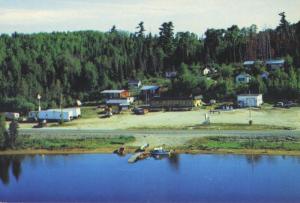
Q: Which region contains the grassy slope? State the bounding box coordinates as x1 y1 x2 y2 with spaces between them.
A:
14 135 135 151
129 123 294 131
182 136 300 151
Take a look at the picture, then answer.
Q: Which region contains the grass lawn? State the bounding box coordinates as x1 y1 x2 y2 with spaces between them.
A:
190 123 295 130
16 135 135 150
183 136 300 151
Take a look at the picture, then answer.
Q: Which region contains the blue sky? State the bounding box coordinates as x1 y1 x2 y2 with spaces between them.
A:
1 0 300 35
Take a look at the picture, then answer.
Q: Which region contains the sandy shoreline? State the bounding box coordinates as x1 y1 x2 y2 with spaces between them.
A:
1 148 300 156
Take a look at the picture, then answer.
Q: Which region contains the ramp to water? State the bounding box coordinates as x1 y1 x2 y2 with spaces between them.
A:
128 152 143 163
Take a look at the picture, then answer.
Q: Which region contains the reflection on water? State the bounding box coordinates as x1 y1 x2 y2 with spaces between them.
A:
148 153 181 170
1 153 299 185
168 154 180 170
245 154 263 166
1 153 300 202
0 156 23 185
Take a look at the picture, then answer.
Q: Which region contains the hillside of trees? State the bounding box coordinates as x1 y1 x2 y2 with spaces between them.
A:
0 13 300 113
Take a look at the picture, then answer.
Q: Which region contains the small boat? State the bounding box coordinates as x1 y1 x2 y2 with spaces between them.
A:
150 147 170 156
114 146 126 156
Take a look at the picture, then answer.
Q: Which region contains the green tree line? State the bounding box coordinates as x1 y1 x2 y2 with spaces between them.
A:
0 13 300 112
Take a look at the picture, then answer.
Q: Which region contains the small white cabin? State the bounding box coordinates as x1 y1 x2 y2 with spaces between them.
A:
236 73 251 84
51 107 81 118
237 94 263 107
203 68 211 76
38 110 73 122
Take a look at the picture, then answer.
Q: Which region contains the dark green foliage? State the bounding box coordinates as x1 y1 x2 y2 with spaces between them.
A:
185 136 300 151
20 136 136 150
0 15 300 109
0 97 35 113
135 21 146 38
0 114 6 148
4 120 19 149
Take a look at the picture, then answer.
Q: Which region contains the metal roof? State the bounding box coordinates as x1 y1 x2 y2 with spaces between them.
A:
237 73 251 77
266 59 285 65
106 99 130 106
128 80 141 84
101 90 125 94
238 94 262 97
141 85 159 91
243 61 255 65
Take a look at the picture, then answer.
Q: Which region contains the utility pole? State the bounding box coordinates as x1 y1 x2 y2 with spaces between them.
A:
37 94 41 111
249 107 252 125
60 93 63 124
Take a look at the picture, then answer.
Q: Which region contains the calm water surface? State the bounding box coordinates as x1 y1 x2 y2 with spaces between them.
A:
1 154 300 202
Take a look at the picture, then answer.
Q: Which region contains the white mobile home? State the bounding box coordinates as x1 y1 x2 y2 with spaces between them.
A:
67 107 81 118
237 94 263 107
57 108 81 118
38 110 73 122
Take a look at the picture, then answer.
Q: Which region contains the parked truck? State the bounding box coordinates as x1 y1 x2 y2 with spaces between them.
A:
5 112 20 120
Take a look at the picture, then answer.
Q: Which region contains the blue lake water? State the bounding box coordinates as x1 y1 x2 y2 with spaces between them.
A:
1 153 300 202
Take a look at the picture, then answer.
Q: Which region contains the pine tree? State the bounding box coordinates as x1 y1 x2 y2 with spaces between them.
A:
135 21 146 38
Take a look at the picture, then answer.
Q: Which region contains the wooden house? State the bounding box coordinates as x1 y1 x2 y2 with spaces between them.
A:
140 85 160 102
149 96 201 111
101 90 130 99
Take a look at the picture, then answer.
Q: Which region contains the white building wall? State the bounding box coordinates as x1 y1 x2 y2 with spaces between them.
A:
237 94 263 107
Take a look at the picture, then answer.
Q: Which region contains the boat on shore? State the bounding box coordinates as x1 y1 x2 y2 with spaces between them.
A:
150 147 171 156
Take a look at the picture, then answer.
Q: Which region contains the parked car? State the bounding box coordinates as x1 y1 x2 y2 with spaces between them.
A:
216 104 234 111
274 101 297 108
133 107 148 115
274 102 284 108
286 101 297 108
5 112 20 121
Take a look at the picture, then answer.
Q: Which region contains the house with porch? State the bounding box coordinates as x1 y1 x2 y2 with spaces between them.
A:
140 85 160 102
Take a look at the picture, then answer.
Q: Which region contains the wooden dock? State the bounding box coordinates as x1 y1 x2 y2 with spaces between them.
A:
128 152 143 163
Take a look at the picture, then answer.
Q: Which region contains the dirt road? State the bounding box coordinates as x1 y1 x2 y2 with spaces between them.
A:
20 128 300 147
